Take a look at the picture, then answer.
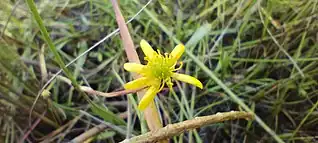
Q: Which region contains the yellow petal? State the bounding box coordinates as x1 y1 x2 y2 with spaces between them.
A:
170 44 185 61
124 63 145 74
124 77 150 90
138 86 158 110
172 73 203 89
140 39 156 59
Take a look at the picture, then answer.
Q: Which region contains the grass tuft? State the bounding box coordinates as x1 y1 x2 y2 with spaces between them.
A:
0 0 317 142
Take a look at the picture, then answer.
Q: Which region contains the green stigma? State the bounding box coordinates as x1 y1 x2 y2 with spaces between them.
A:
142 49 182 89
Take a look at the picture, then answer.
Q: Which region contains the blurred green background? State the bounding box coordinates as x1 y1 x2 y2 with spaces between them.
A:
0 0 317 142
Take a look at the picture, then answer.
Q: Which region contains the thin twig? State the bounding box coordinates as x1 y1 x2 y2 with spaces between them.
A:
82 86 145 98
19 110 47 143
77 110 129 137
71 124 107 143
56 75 145 97
70 111 128 143
38 116 80 143
120 111 253 143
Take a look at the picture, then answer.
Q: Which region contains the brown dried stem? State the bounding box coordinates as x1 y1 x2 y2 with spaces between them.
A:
70 112 128 143
120 111 254 143
71 124 108 143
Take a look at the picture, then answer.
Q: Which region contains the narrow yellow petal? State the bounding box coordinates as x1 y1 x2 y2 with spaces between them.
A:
170 44 185 61
124 77 150 90
138 86 158 110
140 39 156 59
172 73 203 89
124 63 145 74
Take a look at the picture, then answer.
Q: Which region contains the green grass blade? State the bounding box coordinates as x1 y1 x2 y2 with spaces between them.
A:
25 0 73 78
25 0 92 121
186 51 284 143
91 103 126 125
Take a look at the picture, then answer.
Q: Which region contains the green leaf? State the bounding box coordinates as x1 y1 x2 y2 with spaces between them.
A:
91 103 126 125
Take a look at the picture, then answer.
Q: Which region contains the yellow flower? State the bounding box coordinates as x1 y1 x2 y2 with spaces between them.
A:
124 39 203 110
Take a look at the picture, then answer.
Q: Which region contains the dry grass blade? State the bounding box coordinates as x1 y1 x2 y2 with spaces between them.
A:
71 124 108 143
110 0 164 137
110 0 139 63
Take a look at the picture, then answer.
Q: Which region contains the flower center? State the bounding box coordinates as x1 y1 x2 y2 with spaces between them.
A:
141 49 183 89
144 50 175 80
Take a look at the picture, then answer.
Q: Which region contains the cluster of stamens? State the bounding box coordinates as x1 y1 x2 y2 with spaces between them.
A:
142 49 183 90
